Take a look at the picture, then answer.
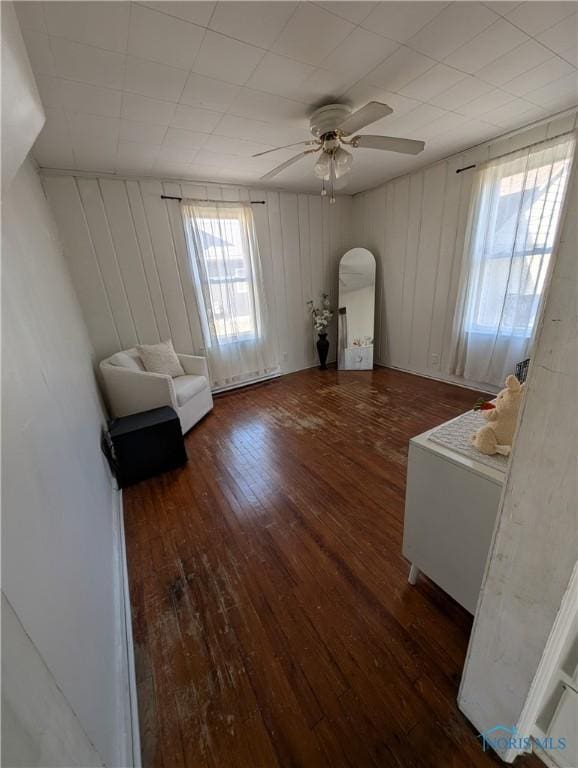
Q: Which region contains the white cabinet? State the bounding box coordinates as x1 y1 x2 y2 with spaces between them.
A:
402 420 506 614
344 345 373 370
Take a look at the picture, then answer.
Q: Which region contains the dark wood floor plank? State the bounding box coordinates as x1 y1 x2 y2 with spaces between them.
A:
124 367 541 768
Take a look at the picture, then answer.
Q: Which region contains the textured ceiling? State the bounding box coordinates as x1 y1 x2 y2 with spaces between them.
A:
16 1 578 194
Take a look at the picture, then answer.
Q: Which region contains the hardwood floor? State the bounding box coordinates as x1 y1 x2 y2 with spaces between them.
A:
124 367 539 768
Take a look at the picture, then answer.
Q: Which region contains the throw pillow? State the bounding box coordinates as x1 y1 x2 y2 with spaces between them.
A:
136 340 185 377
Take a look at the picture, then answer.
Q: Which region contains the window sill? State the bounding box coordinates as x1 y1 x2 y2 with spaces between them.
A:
215 336 258 346
465 328 533 340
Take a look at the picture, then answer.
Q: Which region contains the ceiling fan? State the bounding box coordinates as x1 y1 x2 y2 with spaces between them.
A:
252 102 425 202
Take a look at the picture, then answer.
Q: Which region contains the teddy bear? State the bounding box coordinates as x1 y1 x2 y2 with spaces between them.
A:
471 375 526 456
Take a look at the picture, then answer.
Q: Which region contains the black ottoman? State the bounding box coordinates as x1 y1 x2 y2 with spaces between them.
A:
109 406 187 488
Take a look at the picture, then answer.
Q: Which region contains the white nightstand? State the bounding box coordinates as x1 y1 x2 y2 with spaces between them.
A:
402 416 506 614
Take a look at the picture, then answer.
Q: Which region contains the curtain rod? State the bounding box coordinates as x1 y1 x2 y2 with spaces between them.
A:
161 194 266 204
455 129 576 174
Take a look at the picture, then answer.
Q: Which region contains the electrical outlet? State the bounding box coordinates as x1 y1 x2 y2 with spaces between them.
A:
430 353 440 368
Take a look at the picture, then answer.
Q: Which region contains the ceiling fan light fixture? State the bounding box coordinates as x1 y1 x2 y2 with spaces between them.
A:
314 152 331 180
334 146 352 179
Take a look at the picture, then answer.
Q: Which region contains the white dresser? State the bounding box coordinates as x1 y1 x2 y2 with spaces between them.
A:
402 417 506 614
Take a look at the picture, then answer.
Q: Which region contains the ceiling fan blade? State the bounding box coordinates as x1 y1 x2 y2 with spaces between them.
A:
260 148 319 181
353 135 425 155
337 102 393 136
252 140 317 158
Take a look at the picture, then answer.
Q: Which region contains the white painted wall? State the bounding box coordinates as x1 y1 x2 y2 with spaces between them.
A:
458 150 578 756
353 110 578 392
1 158 132 767
42 174 354 378
0 1 44 189
2 594 102 768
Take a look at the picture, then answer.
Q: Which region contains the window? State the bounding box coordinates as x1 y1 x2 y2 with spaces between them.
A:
450 133 575 386
180 199 280 391
194 213 258 343
469 154 572 336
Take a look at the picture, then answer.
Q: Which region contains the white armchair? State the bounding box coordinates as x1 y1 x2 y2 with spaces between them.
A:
100 348 213 434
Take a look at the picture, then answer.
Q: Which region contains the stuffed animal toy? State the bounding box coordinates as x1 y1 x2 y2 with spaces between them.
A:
471 375 526 456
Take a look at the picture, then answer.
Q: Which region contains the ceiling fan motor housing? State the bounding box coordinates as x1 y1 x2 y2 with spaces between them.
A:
309 104 352 138
259 101 424 189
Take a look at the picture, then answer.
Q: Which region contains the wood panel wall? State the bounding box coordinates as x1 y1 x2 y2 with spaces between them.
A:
353 110 578 392
42 174 353 375
41 110 576 390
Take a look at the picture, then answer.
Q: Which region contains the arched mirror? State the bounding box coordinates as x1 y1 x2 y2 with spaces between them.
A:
338 248 376 370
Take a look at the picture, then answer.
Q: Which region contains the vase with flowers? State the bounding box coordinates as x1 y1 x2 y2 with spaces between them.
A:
307 292 334 369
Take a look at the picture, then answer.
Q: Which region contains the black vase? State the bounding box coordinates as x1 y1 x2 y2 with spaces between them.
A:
316 332 329 370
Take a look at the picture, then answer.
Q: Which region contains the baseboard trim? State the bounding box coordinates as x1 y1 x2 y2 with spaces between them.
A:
209 359 493 401
113 488 141 767
374 362 498 395
212 371 282 395
211 355 342 396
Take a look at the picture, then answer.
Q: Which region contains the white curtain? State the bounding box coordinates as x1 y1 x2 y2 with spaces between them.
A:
449 133 575 387
181 200 279 390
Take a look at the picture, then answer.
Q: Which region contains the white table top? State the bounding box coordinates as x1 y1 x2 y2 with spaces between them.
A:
410 412 507 486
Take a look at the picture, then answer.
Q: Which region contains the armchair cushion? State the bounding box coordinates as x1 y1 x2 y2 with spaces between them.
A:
136 340 184 377
173 375 209 406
